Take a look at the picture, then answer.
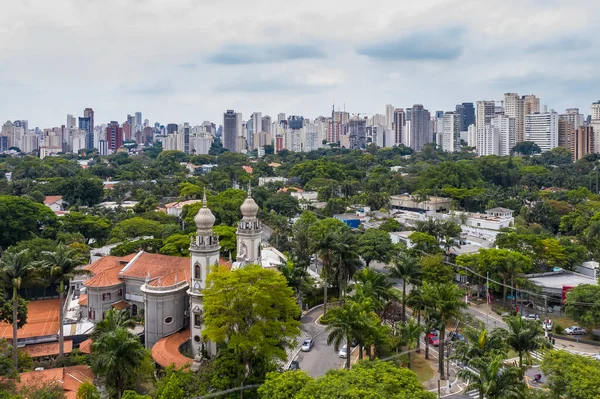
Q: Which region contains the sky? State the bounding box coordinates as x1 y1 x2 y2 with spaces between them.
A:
1 0 599 128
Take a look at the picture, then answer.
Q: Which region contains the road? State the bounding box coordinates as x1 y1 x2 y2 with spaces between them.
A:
294 306 345 377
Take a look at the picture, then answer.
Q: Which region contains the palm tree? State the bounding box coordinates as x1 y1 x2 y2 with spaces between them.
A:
325 301 360 370
423 282 467 379
278 260 310 311
457 355 525 399
396 318 424 370
498 254 525 308
91 327 147 399
388 251 421 321
92 308 136 340
332 230 361 299
0 250 35 368
39 243 88 358
353 268 395 316
452 326 507 365
406 286 426 352
313 230 338 317
504 315 546 369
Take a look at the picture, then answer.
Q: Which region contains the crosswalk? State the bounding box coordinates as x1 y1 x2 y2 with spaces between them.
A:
466 390 479 398
531 351 543 361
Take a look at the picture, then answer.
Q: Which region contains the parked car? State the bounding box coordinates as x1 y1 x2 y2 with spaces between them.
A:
542 319 553 331
592 354 600 361
564 326 586 335
449 331 466 342
522 314 540 322
288 360 300 371
428 331 439 347
301 338 314 352
339 344 349 358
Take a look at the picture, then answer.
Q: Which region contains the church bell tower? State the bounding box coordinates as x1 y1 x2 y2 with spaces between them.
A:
236 185 262 266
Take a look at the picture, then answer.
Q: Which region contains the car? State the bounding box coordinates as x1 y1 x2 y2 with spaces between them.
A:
301 339 314 352
428 331 439 347
592 354 600 361
448 331 466 343
339 344 349 358
564 326 586 335
542 319 553 331
351 338 358 347
522 314 540 322
288 360 300 371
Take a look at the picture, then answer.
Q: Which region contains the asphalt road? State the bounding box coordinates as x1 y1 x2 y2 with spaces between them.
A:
295 306 345 377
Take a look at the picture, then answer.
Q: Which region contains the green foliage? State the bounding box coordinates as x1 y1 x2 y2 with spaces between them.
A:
59 174 104 207
121 391 151 399
212 225 236 258
76 382 100 399
109 238 164 256
457 355 526 399
420 254 454 284
512 141 542 156
408 232 441 255
258 370 313 399
357 228 393 267
18 382 66 399
378 218 404 232
159 233 194 256
183 189 247 227
565 284 600 328
503 315 547 368
265 193 300 218
203 265 301 372
541 350 600 399
111 217 164 240
0 195 58 249
60 212 112 245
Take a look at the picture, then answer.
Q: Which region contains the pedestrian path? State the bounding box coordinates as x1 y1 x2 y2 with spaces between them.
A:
466 389 480 398
531 351 543 361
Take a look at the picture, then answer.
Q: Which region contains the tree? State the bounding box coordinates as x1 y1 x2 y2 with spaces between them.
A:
258 370 313 399
388 250 421 322
353 268 395 316
541 351 600 399
0 196 57 249
76 382 100 399
332 230 361 298
91 327 148 399
0 339 18 391
39 243 88 358
294 360 435 399
0 249 35 368
59 174 104 207
291 212 317 270
408 232 442 255
212 225 236 258
159 233 194 256
91 308 136 340
452 327 507 365
60 212 111 245
357 228 393 267
203 265 301 372
278 261 310 311
564 284 600 329
503 315 546 369
422 282 467 379
379 218 404 232
325 301 362 370
396 318 424 370
265 193 300 218
111 217 164 240
512 141 542 156
457 355 526 399
420 254 454 284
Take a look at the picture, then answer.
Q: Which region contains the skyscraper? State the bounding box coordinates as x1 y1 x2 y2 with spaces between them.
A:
135 112 142 128
385 104 394 130
393 108 405 145
66 114 76 129
441 112 460 152
223 110 242 151
592 101 600 120
348 117 367 149
106 121 123 151
408 104 431 152
492 115 516 156
82 108 94 149
475 101 495 152
261 115 272 135
571 126 594 161
523 95 540 116
504 93 524 143
455 103 475 132
526 111 559 153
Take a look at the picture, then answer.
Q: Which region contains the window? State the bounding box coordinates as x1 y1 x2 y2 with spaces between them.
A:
194 263 201 280
131 304 138 316
164 316 173 324
194 312 203 328
118 288 123 297
102 293 112 301
194 335 201 343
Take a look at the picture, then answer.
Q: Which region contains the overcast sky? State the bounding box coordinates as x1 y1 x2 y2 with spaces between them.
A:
1 0 598 128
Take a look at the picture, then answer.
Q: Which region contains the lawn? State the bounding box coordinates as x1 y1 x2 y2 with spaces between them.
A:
411 354 434 382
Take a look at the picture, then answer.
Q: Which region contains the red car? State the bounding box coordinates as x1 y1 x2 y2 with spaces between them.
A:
428 331 439 347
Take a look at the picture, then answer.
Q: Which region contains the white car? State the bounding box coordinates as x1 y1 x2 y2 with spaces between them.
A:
542 319 553 331
564 326 586 335
338 344 349 358
301 339 314 352
592 354 600 361
522 314 540 322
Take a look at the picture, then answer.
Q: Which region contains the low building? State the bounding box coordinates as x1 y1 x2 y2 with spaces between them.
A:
164 200 202 218
259 176 287 186
44 196 64 212
17 366 94 399
334 213 362 229
97 201 138 209
528 270 597 306
389 231 414 248
290 191 318 207
390 195 452 212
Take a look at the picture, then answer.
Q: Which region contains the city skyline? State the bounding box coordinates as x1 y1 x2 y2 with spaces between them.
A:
1 0 599 127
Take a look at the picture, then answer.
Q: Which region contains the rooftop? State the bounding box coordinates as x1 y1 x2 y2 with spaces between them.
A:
22 340 73 358
44 195 62 205
121 252 190 283
528 271 597 289
0 299 60 340
164 199 202 209
17 366 93 399
151 329 193 369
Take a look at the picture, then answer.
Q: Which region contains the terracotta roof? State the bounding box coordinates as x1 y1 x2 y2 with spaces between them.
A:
0 299 60 339
17 366 93 398
78 294 88 307
22 340 73 358
120 252 189 283
242 165 253 174
268 162 281 167
278 187 303 193
165 200 201 209
44 195 62 205
78 338 92 354
112 300 130 310
151 329 192 369
81 255 134 289
219 257 233 270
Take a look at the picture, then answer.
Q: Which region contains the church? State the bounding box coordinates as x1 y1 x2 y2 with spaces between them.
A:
76 188 283 364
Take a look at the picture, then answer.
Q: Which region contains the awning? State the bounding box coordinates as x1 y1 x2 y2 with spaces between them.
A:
112 300 131 310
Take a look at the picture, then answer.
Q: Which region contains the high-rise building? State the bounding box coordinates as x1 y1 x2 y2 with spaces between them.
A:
385 104 394 129
277 113 286 123
561 108 585 131
526 111 559 153
348 117 367 149
571 126 594 161
82 108 94 149
249 112 262 149
223 110 242 152
504 93 524 143
592 101 600 120
441 112 460 152
393 108 405 146
477 124 499 156
523 95 540 116
261 116 272 135
105 121 123 151
166 123 178 135
67 114 76 129
408 105 431 152
135 112 142 128
558 119 571 150
492 115 516 156
475 101 495 152
455 102 475 132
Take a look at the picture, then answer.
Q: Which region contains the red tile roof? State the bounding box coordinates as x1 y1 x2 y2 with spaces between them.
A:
44 195 63 205
17 366 93 398
151 329 192 369
242 165 253 174
0 299 60 339
112 300 130 310
78 294 88 307
120 252 190 283
78 338 92 354
22 340 73 358
82 255 134 288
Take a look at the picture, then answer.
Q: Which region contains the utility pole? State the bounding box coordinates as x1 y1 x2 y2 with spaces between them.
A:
486 272 489 327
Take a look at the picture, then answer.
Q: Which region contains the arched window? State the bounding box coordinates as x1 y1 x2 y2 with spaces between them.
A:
194 312 203 328
194 263 201 280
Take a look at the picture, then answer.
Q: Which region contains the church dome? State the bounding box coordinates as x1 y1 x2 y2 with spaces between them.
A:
240 185 259 218
194 191 216 231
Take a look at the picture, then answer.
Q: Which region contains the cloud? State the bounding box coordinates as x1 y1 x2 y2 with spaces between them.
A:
207 43 325 64
121 80 174 96
356 27 465 61
527 37 592 53
214 69 345 93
